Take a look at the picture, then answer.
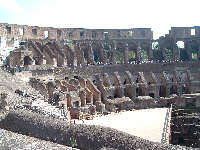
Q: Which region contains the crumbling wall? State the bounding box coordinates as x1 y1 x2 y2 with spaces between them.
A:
170 108 200 148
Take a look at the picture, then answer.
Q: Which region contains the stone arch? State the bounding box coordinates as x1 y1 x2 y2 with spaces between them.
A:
23 56 32 66
176 41 184 49
127 41 137 63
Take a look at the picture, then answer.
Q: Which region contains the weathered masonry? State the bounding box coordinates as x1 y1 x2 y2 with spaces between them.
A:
155 26 200 61
1 23 200 68
0 23 152 40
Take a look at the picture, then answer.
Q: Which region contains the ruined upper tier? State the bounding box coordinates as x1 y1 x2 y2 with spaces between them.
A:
0 23 153 40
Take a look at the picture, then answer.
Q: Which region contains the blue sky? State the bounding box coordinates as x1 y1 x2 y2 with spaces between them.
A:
0 0 200 39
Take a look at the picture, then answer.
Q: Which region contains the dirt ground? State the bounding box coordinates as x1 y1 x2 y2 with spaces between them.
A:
81 108 168 143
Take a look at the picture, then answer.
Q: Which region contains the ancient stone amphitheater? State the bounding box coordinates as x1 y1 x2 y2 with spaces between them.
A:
1 23 200 149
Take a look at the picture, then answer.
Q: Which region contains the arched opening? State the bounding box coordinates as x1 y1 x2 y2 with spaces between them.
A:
159 86 166 97
149 93 155 98
181 85 186 94
170 86 174 95
24 56 32 66
136 87 143 96
192 49 198 60
124 79 127 85
114 92 118 98
178 137 184 145
180 49 190 61
73 101 79 108
176 41 184 49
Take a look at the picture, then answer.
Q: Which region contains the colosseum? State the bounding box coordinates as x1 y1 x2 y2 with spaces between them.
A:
0 23 200 149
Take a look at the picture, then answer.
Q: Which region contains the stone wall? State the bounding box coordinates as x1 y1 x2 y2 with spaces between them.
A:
0 23 152 41
170 108 200 148
0 109 194 150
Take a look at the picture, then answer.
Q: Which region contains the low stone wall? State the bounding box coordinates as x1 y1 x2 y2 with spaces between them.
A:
0 128 78 150
0 109 194 150
170 108 200 148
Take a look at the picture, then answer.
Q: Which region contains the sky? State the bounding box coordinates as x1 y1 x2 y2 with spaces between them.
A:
0 0 200 39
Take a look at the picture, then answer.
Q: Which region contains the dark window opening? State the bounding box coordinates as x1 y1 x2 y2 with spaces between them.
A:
6 26 11 34
34 60 39 65
159 86 166 97
138 88 144 96
32 29 37 35
74 76 78 79
181 85 186 94
178 137 184 145
107 96 113 99
24 56 32 66
57 30 62 37
114 93 118 98
93 80 96 84
73 101 79 108
68 32 73 38
104 32 109 39
149 93 154 98
124 79 127 85
80 31 84 37
170 86 173 95
170 86 177 95
136 88 139 97
86 98 91 104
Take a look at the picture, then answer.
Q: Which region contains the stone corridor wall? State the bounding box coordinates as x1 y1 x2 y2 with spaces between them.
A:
170 107 200 148
0 109 193 150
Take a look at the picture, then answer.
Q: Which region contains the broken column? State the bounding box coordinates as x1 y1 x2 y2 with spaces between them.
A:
87 42 95 65
124 43 129 64
124 71 136 98
113 72 124 98
136 42 142 62
148 41 153 60
79 90 86 107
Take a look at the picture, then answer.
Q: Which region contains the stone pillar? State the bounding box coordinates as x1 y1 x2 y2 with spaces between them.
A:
111 41 117 64
79 90 86 107
125 85 136 99
100 42 107 64
74 43 80 67
172 41 180 61
197 44 200 61
154 86 160 99
124 43 129 64
165 84 170 97
88 42 95 65
148 41 153 60
136 42 141 62
159 42 167 61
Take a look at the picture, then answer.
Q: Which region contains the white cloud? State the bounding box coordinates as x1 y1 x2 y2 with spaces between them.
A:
2 0 200 39
0 0 23 13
